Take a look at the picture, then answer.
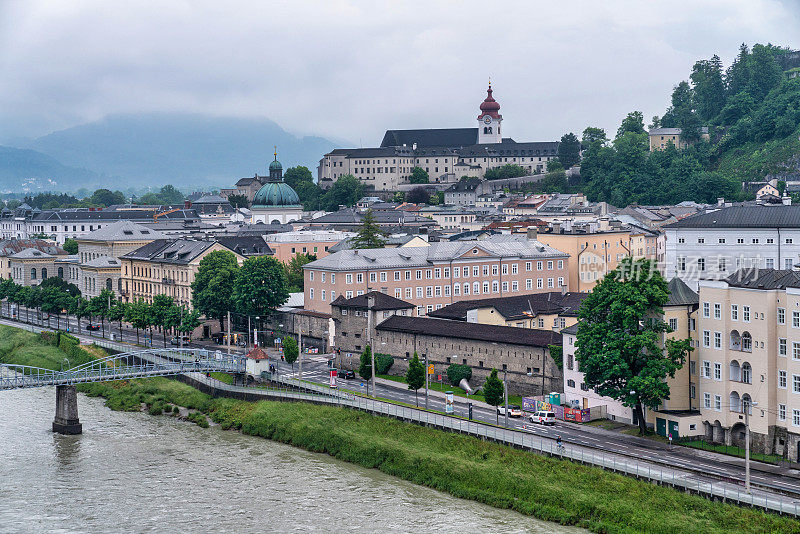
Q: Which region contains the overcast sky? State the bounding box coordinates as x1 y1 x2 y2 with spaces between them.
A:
1 0 799 145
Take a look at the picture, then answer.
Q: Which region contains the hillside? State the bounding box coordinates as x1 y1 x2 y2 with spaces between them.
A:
579 43 800 206
0 145 101 193
7 113 339 191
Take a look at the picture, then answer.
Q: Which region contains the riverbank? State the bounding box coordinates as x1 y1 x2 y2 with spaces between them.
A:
2 327 798 533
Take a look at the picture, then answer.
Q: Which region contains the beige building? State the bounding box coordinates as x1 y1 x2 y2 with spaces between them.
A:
697 269 800 459
9 248 67 286
303 236 570 315
265 230 354 262
120 239 246 307
648 127 710 151
535 224 658 292
563 278 700 436
0 239 64 281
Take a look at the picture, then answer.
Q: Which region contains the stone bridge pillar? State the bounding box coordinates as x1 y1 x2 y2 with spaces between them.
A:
53 385 82 435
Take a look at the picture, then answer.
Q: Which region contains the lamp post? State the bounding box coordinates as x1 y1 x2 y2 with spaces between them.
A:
745 399 758 493
503 367 509 428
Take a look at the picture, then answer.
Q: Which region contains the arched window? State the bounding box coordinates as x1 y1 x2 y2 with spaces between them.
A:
741 362 752 384
729 391 741 413
741 332 752 352
483 127 488 134
41 268 47 279
487 127 492 134
30 268 36 280
730 330 741 350
729 360 741 382
742 393 752 415
58 267 64 279
106 278 112 291
118 279 123 292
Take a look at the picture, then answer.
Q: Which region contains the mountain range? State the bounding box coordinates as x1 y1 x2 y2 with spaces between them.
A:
0 113 341 193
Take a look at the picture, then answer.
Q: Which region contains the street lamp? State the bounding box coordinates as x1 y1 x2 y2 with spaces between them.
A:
745 400 758 493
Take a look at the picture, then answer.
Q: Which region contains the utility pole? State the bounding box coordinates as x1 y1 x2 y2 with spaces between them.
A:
504 368 509 428
298 328 303 385
226 310 231 355
248 315 251 350
425 353 429 410
745 400 758 493
367 295 376 398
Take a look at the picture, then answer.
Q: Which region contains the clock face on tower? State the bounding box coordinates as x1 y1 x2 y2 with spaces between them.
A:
483 115 492 125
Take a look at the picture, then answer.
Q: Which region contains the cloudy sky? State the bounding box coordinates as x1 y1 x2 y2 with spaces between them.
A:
1 0 798 145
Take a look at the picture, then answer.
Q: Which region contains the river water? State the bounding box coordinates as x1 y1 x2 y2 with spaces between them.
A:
0 387 583 533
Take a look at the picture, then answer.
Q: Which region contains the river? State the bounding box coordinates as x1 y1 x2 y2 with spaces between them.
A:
0 387 584 533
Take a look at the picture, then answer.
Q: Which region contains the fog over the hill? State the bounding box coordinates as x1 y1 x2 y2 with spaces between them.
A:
1 0 799 144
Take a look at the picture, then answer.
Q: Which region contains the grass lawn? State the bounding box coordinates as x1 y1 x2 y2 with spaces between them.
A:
377 373 524 406
682 440 783 465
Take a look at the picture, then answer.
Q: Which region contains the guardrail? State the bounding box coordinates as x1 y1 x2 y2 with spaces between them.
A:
6 320 800 516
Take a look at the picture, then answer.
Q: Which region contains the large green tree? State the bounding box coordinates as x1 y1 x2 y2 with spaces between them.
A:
409 167 429 184
358 345 373 394
576 258 693 435
192 249 240 329
283 335 299 372
232 256 289 318
283 166 314 189
557 132 581 169
62 238 78 255
226 194 249 209
349 209 386 249
482 369 505 424
320 175 364 211
284 253 316 292
90 188 126 207
405 352 425 406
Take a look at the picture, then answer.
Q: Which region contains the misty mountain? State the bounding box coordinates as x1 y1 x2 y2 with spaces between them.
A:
9 113 339 191
0 145 101 193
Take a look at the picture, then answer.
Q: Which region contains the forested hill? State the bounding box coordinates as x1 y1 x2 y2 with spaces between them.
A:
579 43 800 206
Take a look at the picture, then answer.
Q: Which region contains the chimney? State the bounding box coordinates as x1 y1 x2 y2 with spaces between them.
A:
184 200 192 209
551 222 561 234
526 226 538 240
716 197 724 206
412 142 417 150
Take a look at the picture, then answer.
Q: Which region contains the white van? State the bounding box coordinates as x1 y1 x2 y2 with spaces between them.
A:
529 411 557 425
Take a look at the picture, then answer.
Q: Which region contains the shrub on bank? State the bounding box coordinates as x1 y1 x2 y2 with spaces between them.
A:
374 354 394 375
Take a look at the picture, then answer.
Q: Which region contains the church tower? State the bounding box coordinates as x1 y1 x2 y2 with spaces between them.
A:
269 146 283 181
477 81 502 144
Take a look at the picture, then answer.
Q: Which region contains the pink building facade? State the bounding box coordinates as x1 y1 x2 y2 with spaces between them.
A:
303 239 569 315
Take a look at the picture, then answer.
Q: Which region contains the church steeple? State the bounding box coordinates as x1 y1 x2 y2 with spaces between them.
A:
269 146 283 181
477 80 502 144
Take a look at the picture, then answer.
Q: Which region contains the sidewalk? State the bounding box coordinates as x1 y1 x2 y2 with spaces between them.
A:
374 376 495 410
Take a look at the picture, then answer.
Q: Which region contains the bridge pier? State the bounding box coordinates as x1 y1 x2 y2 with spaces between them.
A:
52 385 82 435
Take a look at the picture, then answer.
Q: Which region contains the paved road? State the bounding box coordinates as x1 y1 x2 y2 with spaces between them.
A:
6 307 800 499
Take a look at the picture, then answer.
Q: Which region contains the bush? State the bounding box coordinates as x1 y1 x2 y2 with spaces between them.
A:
374 354 394 375
446 364 472 385
173 405 180 414
187 412 209 428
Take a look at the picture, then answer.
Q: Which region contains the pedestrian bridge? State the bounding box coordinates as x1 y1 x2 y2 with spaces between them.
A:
0 348 245 435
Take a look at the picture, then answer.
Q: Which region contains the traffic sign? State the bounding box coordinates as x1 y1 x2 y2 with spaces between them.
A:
427 364 434 375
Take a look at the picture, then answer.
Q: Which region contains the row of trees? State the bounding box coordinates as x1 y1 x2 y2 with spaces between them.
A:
191 251 289 331
7 184 191 211
0 277 200 346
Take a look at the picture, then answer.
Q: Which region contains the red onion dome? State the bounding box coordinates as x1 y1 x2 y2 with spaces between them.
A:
479 86 500 112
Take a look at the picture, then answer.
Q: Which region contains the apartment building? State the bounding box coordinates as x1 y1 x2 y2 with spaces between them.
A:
534 222 659 292
119 239 247 307
665 205 800 290
265 230 354 262
562 278 700 436
697 269 800 459
303 237 569 315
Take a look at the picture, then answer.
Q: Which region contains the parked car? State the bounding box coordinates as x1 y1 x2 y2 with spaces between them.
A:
497 405 523 418
339 369 356 379
529 411 557 425
86 323 100 331
170 336 191 345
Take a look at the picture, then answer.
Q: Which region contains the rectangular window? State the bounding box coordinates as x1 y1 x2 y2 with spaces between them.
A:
525 262 532 271
714 303 721 319
346 291 353 299
779 404 786 421
444 285 451 297
405 270 411 280
714 395 721 411
416 287 423 298
405 287 412 299
794 311 800 328
779 308 786 324
426 286 433 298
731 305 738 321
369 272 376 283
794 374 800 393
766 258 775 269
703 392 711 409
416 270 422 280
501 264 507 275
795 410 800 427
794 342 800 361
668 318 678 331
434 286 441 297
557 260 564 269
702 360 710 378
526 279 532 290
702 302 710 317
537 278 543 289
473 266 479 276
547 278 554 288
714 332 721 349
537 261 543 270
511 280 518 291
453 284 460 296
779 370 787 389
346 274 353 284
380 272 387 282
714 362 721 380
697 258 705 271
780 338 787 356
309 288 314 300
743 306 750 322
309 271 314 281
443 268 450 278
425 269 432 279
702 330 710 347
453 267 460 278
547 260 554 270
434 268 441 279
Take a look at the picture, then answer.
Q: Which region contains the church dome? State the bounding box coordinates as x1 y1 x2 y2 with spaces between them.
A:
252 181 300 207
479 84 501 117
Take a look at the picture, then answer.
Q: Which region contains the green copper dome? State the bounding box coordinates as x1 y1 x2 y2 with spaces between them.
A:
269 159 283 172
252 181 300 207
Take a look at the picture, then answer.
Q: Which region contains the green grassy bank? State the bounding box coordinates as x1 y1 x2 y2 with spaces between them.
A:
1 326 798 533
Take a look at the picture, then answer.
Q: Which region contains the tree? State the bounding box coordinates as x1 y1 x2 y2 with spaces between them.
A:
320 175 364 211
405 352 425 406
137 184 184 205
192 249 239 330
283 166 314 189
691 55 726 122
177 307 201 335
576 258 693 435
409 167 429 184
406 186 431 204
150 294 174 347
232 256 289 318
284 253 316 292
125 299 150 345
69 297 90 334
557 132 581 169
484 164 527 180
40 286 71 330
227 194 250 209
616 111 646 139
359 345 373 394
108 301 127 335
446 363 472 387
39 276 80 298
90 188 126 207
482 369 505 424
283 336 299 373
62 238 78 255
349 209 386 249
